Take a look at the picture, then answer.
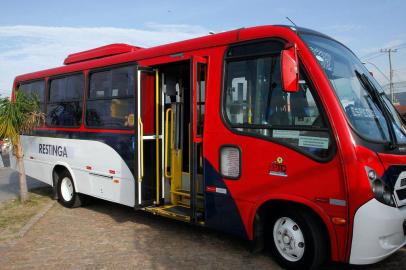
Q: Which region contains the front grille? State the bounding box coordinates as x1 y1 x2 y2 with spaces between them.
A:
396 189 406 201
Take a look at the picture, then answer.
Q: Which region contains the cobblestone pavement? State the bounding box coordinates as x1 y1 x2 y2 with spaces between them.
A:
0 198 405 270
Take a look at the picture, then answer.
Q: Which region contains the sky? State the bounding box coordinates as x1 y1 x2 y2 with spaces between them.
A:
1 0 405 97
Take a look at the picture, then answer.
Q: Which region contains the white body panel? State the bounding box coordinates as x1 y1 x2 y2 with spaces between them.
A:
12 135 135 207
350 199 406 264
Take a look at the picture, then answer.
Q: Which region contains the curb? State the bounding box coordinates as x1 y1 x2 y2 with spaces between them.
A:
0 200 56 248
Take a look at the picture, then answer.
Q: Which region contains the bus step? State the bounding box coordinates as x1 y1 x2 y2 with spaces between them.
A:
145 205 191 223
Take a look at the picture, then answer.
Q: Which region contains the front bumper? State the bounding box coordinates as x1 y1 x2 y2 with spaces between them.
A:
349 199 406 265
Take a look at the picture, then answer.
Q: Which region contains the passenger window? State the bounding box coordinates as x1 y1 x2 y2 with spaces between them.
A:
86 66 135 129
47 74 83 127
224 43 332 159
19 80 45 112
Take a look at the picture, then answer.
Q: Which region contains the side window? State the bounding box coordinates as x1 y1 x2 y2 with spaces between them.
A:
224 42 332 159
196 63 207 136
47 74 83 127
19 80 45 112
86 66 135 129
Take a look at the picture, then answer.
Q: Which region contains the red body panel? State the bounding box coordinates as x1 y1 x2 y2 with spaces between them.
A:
13 25 385 263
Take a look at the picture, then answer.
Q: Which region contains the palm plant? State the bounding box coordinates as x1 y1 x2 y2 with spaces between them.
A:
0 91 44 202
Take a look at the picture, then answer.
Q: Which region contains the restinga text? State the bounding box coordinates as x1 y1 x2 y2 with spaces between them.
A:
38 144 68 157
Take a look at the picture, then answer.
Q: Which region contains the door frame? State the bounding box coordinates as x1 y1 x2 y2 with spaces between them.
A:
190 56 208 222
136 67 158 207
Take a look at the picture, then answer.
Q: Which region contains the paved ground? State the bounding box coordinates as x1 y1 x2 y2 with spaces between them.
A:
0 153 47 202
0 195 405 270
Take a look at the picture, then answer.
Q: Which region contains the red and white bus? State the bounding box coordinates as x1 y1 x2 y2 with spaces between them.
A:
12 25 406 269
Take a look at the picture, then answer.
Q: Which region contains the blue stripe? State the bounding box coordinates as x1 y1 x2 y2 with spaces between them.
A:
204 159 248 239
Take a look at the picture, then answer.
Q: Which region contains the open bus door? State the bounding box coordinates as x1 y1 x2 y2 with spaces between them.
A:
143 56 207 224
135 67 160 207
190 56 207 223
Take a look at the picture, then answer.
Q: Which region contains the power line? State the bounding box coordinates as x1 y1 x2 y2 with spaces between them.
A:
364 61 390 82
360 42 406 60
360 51 382 60
393 43 406 50
363 53 385 61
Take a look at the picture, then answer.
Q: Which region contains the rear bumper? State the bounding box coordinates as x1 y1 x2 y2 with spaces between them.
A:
349 199 406 265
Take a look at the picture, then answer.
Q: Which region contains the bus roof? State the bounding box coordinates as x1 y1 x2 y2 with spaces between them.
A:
13 25 329 84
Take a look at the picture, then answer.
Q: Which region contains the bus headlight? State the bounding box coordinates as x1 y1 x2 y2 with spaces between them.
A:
365 167 396 207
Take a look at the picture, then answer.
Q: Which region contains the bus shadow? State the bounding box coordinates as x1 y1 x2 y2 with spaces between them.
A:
29 185 54 198
83 196 247 245
0 169 50 202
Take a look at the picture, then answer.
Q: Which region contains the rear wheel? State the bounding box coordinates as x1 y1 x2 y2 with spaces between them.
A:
269 207 327 270
56 170 82 208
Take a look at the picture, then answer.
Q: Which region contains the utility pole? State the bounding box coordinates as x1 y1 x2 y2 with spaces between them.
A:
380 48 398 103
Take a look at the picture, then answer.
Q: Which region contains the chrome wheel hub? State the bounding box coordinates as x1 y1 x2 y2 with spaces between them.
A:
273 217 305 262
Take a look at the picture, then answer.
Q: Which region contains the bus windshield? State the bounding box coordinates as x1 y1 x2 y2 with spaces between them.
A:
302 34 406 145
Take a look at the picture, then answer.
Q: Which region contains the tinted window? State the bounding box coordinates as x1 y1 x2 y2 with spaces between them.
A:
19 80 45 111
47 74 83 127
87 66 135 129
224 43 332 159
89 66 134 99
49 75 83 102
226 40 284 58
196 63 207 136
86 99 135 128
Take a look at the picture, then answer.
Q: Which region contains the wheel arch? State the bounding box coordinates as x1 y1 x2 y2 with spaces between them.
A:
250 195 339 261
52 162 77 190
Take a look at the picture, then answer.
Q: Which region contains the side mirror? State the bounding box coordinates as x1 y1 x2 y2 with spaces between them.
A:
281 43 299 93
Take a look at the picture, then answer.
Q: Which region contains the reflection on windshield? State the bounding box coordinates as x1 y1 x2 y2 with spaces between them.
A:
302 34 406 144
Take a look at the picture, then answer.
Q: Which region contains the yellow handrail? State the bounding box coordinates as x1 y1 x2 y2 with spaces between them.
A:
164 108 174 178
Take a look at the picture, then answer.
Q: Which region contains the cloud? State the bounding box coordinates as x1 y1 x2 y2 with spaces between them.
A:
321 24 364 33
0 24 209 96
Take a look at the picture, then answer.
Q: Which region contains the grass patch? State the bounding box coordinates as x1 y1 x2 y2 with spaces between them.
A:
0 187 52 240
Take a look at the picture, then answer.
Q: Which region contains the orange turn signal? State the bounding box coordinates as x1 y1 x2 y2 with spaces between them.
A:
332 217 346 225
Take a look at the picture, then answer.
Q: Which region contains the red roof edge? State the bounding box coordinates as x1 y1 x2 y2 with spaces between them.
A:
63 43 143 65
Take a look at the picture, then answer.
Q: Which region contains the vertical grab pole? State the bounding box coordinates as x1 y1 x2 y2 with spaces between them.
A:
155 70 160 204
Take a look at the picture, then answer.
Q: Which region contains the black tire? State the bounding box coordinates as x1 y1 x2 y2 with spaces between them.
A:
268 207 327 270
56 170 82 208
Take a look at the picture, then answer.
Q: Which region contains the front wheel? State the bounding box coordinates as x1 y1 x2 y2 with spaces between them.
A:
57 170 82 208
269 208 327 270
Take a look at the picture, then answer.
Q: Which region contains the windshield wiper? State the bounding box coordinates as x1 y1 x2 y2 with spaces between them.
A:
354 70 397 149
